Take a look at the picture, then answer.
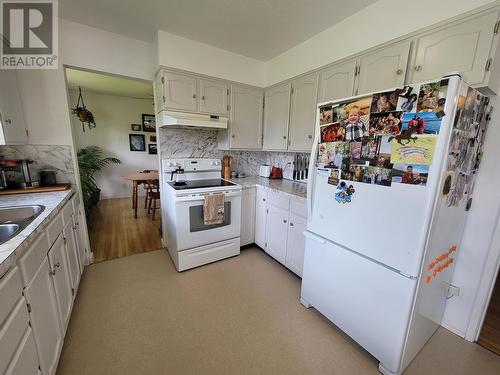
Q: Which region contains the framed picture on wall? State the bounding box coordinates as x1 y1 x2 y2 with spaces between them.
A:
150 135 156 142
142 114 156 132
148 143 157 155
131 124 142 131
129 134 145 151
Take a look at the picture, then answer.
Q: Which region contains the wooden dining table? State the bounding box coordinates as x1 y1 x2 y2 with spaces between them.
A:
122 172 159 218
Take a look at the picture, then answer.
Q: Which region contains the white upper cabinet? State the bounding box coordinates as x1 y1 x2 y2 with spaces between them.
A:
318 60 357 103
227 84 263 149
288 73 318 152
0 69 28 145
411 11 499 85
357 40 411 94
198 79 229 115
161 71 198 112
263 82 291 151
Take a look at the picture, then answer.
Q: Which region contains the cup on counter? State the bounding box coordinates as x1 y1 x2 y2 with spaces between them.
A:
231 171 237 178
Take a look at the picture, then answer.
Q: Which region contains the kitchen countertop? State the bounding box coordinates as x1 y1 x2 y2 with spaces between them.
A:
0 189 75 277
229 176 307 200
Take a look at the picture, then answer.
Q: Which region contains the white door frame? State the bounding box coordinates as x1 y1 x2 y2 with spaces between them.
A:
465 209 500 341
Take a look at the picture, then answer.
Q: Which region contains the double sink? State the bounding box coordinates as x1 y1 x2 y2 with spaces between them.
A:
0 205 45 245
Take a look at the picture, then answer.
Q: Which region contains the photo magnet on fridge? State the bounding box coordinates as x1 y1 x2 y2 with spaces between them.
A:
320 122 345 142
392 164 428 186
319 106 333 125
317 142 349 169
417 80 448 114
370 89 401 113
440 171 455 197
328 169 340 186
368 111 403 136
333 96 372 142
401 112 443 135
334 181 355 204
390 135 437 165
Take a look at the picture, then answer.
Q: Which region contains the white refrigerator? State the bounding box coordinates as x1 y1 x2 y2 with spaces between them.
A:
301 74 492 375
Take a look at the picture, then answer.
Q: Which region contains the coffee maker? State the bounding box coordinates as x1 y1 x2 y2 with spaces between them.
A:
0 159 34 189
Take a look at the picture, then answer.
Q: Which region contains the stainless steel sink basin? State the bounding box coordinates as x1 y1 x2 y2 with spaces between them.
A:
0 205 45 223
0 205 45 245
0 223 20 244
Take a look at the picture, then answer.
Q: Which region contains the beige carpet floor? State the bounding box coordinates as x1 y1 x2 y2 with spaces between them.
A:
57 247 500 375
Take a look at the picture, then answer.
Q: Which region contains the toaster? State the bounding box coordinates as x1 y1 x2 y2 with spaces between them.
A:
259 165 272 178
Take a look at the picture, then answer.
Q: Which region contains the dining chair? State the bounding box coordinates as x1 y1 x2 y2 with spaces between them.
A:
147 183 161 220
140 169 159 209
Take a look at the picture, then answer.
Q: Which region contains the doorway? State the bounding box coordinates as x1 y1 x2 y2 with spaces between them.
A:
477 271 500 355
65 68 162 263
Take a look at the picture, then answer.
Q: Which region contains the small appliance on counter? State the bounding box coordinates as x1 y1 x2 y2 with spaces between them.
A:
0 159 35 188
269 166 282 179
39 170 57 186
259 165 272 178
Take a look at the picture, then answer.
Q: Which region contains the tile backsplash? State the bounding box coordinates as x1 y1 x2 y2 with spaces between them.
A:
159 127 308 179
0 145 75 184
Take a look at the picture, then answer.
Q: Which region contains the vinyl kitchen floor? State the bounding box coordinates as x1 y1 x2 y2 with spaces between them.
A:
89 197 162 263
57 248 500 375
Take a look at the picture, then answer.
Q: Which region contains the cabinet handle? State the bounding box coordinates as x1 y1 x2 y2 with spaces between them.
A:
262 198 266 202
283 135 287 139
283 219 287 223
50 270 56 276
308 134 312 139
55 262 60 268
231 134 235 138
201 95 205 100
414 65 422 71
192 94 196 99
290 222 294 226
396 69 403 75
4 119 11 124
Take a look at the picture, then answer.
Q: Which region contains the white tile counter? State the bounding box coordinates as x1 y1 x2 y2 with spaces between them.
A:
0 190 74 277
229 176 307 200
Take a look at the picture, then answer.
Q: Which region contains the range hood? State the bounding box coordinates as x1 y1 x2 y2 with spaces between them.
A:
158 111 228 129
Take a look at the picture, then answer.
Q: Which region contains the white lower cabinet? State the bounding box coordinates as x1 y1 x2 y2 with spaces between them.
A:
4 327 39 375
265 204 289 264
254 186 307 277
63 219 81 291
240 187 256 246
24 257 63 375
285 213 307 277
47 234 74 333
254 187 268 249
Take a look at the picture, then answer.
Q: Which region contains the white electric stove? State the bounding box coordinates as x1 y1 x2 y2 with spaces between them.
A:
161 158 242 271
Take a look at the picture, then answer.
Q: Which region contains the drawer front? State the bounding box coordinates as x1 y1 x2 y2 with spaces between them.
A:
46 212 63 247
4 326 39 375
17 232 49 287
267 189 290 210
0 298 30 375
290 199 307 218
0 266 22 326
61 201 74 226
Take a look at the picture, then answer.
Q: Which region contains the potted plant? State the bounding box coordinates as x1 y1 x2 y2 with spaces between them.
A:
72 86 96 131
77 146 120 218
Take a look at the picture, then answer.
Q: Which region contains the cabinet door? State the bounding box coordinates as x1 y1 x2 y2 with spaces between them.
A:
24 257 63 375
240 187 256 246
254 188 267 249
411 11 498 85
289 73 318 152
74 207 87 271
47 235 73 332
263 82 291 150
162 71 198 111
357 41 410 94
199 79 229 115
0 70 27 145
318 60 357 103
286 213 307 277
63 219 81 291
230 85 264 149
4 327 39 375
265 204 289 264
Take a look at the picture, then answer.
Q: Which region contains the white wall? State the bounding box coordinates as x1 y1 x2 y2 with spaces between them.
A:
70 90 157 199
442 89 500 337
264 0 499 85
157 30 266 87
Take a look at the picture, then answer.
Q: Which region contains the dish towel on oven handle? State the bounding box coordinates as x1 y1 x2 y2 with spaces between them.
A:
203 194 225 225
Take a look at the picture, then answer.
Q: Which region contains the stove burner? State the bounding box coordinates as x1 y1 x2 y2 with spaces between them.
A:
167 179 236 190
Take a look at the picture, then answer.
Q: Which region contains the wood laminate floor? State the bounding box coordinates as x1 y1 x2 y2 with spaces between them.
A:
478 272 500 355
89 197 162 263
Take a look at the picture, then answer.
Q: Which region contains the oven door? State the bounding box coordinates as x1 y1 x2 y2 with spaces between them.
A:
174 190 241 251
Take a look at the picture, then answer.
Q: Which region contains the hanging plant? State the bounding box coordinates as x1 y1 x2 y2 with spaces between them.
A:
72 86 96 132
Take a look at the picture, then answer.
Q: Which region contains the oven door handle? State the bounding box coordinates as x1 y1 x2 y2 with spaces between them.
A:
175 191 242 202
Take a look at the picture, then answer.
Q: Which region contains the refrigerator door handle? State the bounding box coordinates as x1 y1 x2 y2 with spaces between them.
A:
303 230 327 245
307 109 320 220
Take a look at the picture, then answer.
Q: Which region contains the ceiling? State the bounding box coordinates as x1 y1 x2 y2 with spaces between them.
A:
60 0 378 61
65 69 153 98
